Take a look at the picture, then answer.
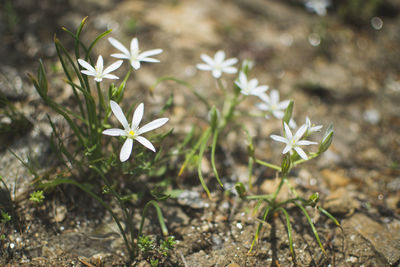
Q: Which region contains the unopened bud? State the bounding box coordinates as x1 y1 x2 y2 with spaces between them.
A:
235 182 246 198
283 100 294 127
281 154 291 176
319 124 334 153
308 192 319 207
208 106 220 130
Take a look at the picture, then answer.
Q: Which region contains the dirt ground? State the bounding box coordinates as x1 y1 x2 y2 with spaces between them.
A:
1 0 400 266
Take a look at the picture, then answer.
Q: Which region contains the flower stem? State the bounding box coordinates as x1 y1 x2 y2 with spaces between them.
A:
255 159 282 172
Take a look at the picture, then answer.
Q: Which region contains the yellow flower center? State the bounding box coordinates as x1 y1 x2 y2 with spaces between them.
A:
129 130 135 136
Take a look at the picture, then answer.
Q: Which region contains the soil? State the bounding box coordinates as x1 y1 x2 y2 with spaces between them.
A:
1 0 400 266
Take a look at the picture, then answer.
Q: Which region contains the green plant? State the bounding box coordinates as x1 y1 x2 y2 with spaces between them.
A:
29 190 45 204
27 18 172 263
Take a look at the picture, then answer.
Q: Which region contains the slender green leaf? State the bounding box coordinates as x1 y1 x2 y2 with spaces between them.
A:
296 202 328 257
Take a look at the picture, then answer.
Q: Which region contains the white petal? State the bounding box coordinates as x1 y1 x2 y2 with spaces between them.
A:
277 100 290 109
222 66 237 74
270 90 280 104
270 134 288 144
104 60 123 74
297 140 317 146
214 50 226 63
81 70 95 76
282 144 292 154
130 38 139 53
200 54 214 65
139 49 163 59
294 124 307 141
238 71 247 84
135 136 156 152
139 58 160 63
131 60 141 70
120 138 133 162
222 58 238 67
108 37 130 56
248 79 259 89
294 147 308 160
251 86 269 96
256 103 269 111
110 53 130 59
94 77 103 82
196 64 213 71
132 103 144 129
102 128 127 136
284 122 293 139
110 100 129 130
137 118 168 135
102 74 120 80
258 93 270 103
78 59 95 72
272 110 284 119
96 55 104 70
212 69 222 78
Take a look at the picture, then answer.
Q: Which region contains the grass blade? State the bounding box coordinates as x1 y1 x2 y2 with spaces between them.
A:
278 207 295 260
296 201 328 257
139 200 168 237
197 130 212 198
210 129 223 187
249 205 271 253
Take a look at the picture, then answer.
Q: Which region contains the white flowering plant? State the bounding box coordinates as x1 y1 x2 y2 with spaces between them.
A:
28 18 174 262
154 49 339 260
25 16 341 264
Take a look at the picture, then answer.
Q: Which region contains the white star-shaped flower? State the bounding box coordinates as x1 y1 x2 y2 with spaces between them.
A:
256 90 290 119
235 71 269 97
196 50 238 79
305 117 323 136
102 101 168 162
271 122 317 160
78 55 122 82
108 37 163 70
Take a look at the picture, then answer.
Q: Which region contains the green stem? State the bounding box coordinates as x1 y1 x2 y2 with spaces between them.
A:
255 159 282 172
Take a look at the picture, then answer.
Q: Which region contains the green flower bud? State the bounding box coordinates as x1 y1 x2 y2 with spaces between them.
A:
308 192 319 207
208 106 220 130
281 154 292 176
235 182 247 198
282 100 294 127
319 124 334 153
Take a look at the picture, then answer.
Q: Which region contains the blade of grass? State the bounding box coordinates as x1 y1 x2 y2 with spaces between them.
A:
139 200 168 237
210 129 223 187
178 127 211 176
249 205 271 254
318 206 341 228
277 207 295 260
296 201 328 257
197 129 212 198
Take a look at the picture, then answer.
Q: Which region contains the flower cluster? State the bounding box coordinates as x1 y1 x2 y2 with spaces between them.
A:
196 50 325 161
78 37 167 162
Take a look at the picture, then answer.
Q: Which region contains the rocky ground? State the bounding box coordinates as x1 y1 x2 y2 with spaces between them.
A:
1 0 400 266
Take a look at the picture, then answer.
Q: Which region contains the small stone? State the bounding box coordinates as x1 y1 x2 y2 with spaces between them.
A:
324 187 360 216
321 169 351 189
345 213 400 265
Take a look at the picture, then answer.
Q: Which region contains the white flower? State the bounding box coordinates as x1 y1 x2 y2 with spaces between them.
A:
108 37 163 70
271 122 317 160
196 50 238 78
102 100 168 162
257 90 290 119
235 72 269 96
78 55 122 82
305 0 331 16
305 117 323 136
